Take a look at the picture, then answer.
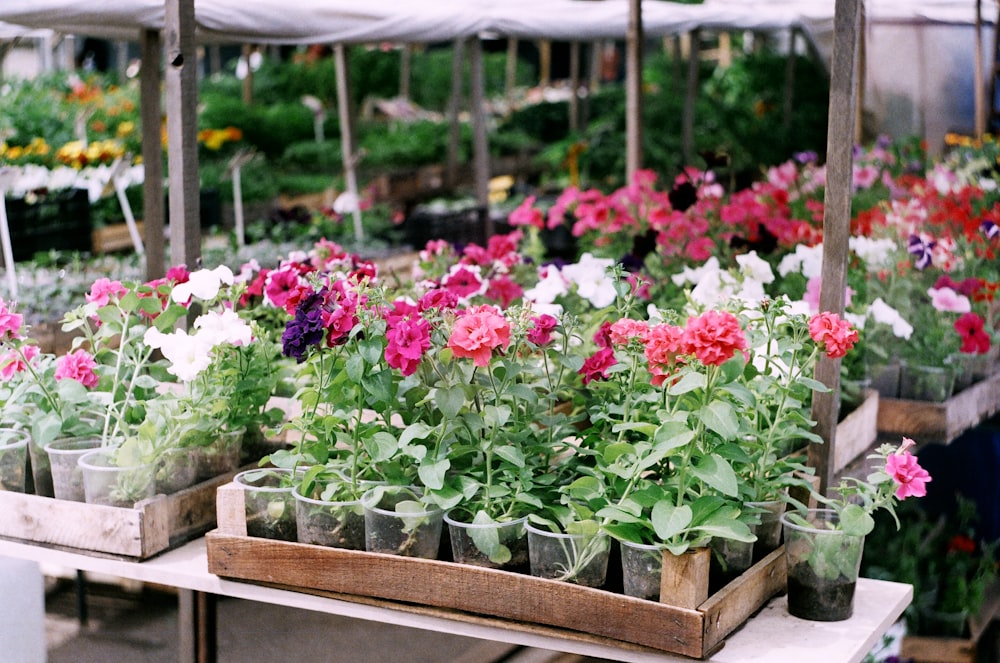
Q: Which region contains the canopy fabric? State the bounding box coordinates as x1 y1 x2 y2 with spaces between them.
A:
0 1 994 47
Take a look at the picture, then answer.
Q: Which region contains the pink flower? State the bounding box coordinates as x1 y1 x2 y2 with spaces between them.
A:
0 345 38 381
508 196 545 229
447 305 511 367
527 314 558 346
385 315 431 376
955 312 991 354
927 286 971 314
54 349 99 388
683 310 747 367
579 346 616 385
418 289 459 312
442 265 486 300
485 275 523 308
0 300 24 339
808 311 859 359
608 318 649 347
264 266 304 311
885 450 932 499
85 278 127 307
645 323 687 386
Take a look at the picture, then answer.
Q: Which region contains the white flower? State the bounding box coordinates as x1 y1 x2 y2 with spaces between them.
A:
736 251 774 284
194 309 252 348
690 269 736 309
171 265 234 303
868 298 913 340
147 328 214 381
777 243 824 279
561 253 616 309
524 265 569 305
672 257 721 287
333 191 360 215
849 236 897 270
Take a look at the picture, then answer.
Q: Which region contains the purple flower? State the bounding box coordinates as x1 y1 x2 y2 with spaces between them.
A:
794 150 818 164
907 234 935 270
281 291 326 362
982 219 999 241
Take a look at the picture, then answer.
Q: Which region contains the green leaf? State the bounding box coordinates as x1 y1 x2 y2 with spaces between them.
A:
366 431 399 462
838 504 875 537
398 422 434 447
417 457 450 489
345 354 365 383
493 445 525 468
651 502 692 541
667 371 705 396
699 400 739 441
689 454 740 497
434 385 466 420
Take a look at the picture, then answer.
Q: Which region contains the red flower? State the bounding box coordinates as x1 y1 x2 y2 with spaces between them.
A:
579 346 616 385
947 534 977 555
808 311 859 359
683 310 747 367
955 312 991 354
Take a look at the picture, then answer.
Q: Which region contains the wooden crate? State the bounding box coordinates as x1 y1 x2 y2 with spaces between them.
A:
900 635 976 663
833 390 880 473
0 466 242 560
206 483 787 659
877 370 1000 444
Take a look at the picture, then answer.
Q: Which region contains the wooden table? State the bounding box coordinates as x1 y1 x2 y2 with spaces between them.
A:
0 537 911 663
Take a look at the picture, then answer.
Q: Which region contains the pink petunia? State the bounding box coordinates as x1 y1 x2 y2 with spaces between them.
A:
85 278 127 308
527 314 558 347
0 300 24 339
579 346 616 385
955 312 991 354
808 311 859 359
0 345 38 381
885 450 932 499
508 196 544 229
447 305 511 367
55 349 99 388
442 265 487 300
385 315 431 376
683 310 747 367
645 323 687 387
927 286 971 314
485 275 523 308
608 318 649 347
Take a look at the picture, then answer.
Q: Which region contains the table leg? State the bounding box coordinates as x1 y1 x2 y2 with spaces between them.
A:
178 589 217 663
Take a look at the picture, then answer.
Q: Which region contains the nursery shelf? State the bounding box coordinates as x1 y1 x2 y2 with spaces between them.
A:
877 370 1000 445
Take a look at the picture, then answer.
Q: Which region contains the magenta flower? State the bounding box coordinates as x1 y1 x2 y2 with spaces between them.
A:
385 315 431 376
885 449 932 499
527 314 558 346
55 349 99 388
442 265 486 300
485 275 523 308
418 289 459 312
0 345 38 381
508 196 544 229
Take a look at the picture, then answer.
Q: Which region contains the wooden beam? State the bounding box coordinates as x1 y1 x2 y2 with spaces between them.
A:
569 41 581 133
625 0 644 180
539 39 552 88
140 28 165 280
399 43 412 102
469 38 491 234
810 0 862 493
334 44 363 243
164 0 200 272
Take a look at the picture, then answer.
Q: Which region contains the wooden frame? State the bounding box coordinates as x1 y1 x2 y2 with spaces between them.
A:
877 370 1000 444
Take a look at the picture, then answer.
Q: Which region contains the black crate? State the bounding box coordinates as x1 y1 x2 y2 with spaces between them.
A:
403 206 515 249
6 188 92 262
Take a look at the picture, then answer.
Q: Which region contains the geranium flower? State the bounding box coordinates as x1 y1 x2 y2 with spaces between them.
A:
955 312 991 354
527 314 558 346
928 286 971 314
385 315 431 376
85 278 127 307
578 346 615 385
683 310 747 367
54 349 99 388
807 312 859 359
446 305 511 367
885 441 932 499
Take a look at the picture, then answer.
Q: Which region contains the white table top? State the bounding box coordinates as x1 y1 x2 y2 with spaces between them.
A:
0 537 912 663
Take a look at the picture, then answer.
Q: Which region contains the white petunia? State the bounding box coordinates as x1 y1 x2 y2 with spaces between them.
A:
736 251 774 285
171 265 235 303
194 309 253 348
868 298 913 340
561 253 617 309
849 236 898 270
525 265 569 305
672 257 721 287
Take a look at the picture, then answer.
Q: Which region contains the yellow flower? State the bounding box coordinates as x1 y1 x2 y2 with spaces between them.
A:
117 121 135 138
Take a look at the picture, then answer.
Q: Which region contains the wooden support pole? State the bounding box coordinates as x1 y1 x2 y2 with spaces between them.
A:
140 28 165 280
505 38 518 109
625 0 644 180
539 39 552 88
446 40 464 190
682 29 700 166
334 44 363 243
569 41 581 133
810 0 862 494
165 0 200 273
399 43 411 102
469 38 492 235
241 44 253 105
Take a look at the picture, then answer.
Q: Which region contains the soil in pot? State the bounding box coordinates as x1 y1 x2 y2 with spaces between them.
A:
786 561 857 621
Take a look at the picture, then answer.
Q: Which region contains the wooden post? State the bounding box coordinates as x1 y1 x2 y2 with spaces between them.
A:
660 547 710 610
446 40 464 190
625 0 644 180
469 38 492 236
539 39 552 88
569 41 581 133
164 0 200 272
682 29 700 166
505 38 518 110
334 44 363 243
241 44 253 105
141 28 165 280
810 0 862 494
399 43 411 102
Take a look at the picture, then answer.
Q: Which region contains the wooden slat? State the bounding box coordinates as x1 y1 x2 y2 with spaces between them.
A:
877 370 1000 443
832 390 879 473
900 635 976 663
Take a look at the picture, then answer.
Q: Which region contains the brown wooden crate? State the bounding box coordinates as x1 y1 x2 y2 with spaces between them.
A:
0 465 243 560
207 483 786 659
901 635 976 663
877 370 1000 444
833 389 879 473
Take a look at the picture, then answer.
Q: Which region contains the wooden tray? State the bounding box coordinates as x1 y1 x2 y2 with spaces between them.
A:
834 389 879 473
877 370 1000 444
0 466 242 560
206 483 787 659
